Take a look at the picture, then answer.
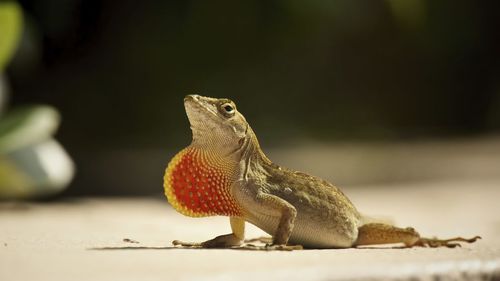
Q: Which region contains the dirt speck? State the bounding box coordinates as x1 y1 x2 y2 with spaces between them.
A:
123 238 139 244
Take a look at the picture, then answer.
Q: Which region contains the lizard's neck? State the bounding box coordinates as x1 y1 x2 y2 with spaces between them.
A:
163 125 272 217
237 126 274 180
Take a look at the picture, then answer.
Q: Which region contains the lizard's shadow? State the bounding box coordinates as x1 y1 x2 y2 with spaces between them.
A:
89 246 187 250
88 246 408 251
88 246 307 251
88 245 274 251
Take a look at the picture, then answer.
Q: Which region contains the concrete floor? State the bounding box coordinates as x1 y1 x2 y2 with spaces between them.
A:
1 179 499 281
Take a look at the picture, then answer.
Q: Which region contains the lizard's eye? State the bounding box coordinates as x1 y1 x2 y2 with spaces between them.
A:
219 103 235 117
223 104 234 113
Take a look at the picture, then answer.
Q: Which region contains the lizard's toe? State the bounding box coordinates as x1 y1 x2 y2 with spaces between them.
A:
416 236 481 248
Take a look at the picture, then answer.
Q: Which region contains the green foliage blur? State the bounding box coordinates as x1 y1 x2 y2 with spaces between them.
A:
0 1 22 71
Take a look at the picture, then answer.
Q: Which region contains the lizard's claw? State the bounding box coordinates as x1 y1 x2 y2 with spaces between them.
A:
414 236 481 248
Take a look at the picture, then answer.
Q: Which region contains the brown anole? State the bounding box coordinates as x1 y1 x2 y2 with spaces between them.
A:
164 95 480 250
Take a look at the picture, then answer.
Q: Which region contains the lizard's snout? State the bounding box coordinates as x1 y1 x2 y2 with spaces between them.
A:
184 95 200 103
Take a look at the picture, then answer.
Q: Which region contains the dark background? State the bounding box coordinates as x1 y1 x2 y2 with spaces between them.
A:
5 0 500 196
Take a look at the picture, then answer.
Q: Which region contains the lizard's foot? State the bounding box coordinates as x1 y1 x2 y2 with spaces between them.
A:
241 237 302 250
243 235 302 251
265 244 303 251
172 233 243 248
244 236 273 244
235 243 303 251
413 236 481 248
172 238 302 251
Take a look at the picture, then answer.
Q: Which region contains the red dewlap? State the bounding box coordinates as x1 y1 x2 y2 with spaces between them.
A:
170 149 241 217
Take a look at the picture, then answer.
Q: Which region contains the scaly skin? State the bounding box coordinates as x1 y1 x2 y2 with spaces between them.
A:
164 95 481 250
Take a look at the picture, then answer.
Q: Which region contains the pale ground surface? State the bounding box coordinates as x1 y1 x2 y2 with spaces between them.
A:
1 137 500 280
1 178 499 281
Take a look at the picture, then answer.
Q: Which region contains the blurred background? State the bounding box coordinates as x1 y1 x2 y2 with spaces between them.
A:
1 0 499 198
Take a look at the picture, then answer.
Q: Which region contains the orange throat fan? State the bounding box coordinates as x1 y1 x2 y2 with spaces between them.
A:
164 147 242 217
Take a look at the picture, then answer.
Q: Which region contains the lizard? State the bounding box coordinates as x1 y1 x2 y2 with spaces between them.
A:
163 95 481 250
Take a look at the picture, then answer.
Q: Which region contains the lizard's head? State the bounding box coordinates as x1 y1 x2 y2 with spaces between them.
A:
163 95 268 217
184 95 250 154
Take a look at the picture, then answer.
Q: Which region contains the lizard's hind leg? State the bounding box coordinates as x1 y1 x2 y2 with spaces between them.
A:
354 223 481 248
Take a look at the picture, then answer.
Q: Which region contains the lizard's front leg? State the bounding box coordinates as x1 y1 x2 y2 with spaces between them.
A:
173 217 245 248
253 192 303 250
